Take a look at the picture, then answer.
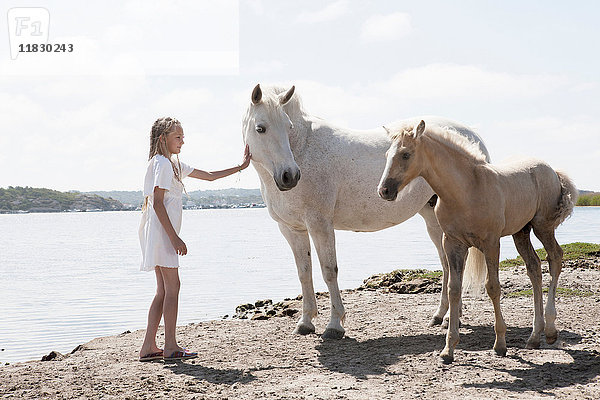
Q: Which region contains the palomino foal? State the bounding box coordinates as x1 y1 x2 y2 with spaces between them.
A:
378 120 577 363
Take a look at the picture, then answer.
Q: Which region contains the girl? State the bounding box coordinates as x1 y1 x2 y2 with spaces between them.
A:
138 117 251 362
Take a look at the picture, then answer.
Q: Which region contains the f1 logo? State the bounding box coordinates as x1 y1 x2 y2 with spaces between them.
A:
7 8 50 60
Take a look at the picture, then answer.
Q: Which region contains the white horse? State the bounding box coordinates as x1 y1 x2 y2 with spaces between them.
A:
242 84 490 339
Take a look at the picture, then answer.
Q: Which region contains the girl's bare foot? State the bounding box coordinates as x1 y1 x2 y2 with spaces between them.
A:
139 346 162 359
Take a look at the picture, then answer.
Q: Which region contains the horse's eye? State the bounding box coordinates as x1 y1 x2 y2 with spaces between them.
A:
255 125 266 134
402 152 410 160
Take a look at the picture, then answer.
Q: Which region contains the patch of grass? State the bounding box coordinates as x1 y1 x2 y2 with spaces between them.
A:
361 268 442 290
499 242 600 270
506 287 595 298
401 269 443 280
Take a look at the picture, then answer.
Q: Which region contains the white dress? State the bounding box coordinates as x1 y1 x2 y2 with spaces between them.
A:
139 155 194 271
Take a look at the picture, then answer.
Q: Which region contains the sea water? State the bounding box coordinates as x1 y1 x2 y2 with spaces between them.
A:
0 207 598 363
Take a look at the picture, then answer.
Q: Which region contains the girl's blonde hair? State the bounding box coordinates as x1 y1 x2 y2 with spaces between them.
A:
143 117 187 212
148 117 184 185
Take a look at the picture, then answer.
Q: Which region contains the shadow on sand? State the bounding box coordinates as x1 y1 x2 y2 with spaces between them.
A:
163 362 257 385
316 332 444 379
460 325 598 394
316 324 598 392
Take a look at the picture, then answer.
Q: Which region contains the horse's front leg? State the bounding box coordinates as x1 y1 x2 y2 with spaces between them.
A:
278 223 317 335
483 240 507 357
419 204 452 327
307 221 345 339
440 235 468 363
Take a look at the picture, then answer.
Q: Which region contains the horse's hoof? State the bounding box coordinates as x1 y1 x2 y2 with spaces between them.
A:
429 316 444 327
293 323 315 335
322 328 345 340
545 333 558 345
494 347 507 357
440 352 454 364
526 338 540 349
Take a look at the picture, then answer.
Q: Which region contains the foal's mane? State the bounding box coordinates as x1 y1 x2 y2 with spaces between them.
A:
393 125 487 163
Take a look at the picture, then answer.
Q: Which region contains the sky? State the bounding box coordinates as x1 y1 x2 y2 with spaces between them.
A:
1 0 599 192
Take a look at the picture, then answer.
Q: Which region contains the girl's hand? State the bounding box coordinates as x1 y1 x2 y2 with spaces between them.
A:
171 235 187 256
239 144 251 170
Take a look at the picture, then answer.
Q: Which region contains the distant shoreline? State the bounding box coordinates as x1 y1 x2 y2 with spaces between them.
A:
3 204 598 215
0 203 267 215
0 186 265 214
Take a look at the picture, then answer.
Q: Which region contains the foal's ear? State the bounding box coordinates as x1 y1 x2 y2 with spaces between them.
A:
251 84 262 104
382 125 391 135
279 85 295 105
414 120 426 139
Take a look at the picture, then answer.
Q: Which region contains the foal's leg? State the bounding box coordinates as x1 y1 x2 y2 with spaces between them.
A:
512 226 544 348
278 223 317 335
419 205 452 327
483 241 507 356
307 221 345 339
533 227 564 344
440 235 468 363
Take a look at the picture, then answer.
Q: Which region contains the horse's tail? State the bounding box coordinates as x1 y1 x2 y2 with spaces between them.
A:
462 247 487 295
553 171 578 229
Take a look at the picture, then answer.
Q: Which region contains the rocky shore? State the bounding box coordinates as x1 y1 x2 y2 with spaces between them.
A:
1 245 599 399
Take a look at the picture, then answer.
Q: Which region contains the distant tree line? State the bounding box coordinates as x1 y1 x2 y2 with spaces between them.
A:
0 186 125 213
577 192 600 206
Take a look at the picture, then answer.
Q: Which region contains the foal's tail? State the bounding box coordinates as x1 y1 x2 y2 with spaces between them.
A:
462 247 487 295
553 171 578 229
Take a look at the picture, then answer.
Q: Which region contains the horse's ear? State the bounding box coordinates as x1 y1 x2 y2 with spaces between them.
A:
414 120 426 139
279 85 295 105
382 125 391 135
251 84 262 104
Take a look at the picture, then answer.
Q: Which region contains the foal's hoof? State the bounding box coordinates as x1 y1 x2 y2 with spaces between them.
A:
494 347 507 357
526 338 540 349
293 323 315 336
429 316 444 327
322 328 345 340
440 352 454 364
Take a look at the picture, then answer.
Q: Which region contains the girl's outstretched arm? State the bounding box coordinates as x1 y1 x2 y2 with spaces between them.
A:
153 187 187 255
189 145 251 181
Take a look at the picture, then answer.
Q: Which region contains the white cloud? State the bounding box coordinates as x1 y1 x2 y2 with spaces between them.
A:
151 88 214 117
360 12 412 43
292 80 384 128
244 0 265 16
296 1 348 24
244 60 286 76
483 117 600 190
379 63 568 99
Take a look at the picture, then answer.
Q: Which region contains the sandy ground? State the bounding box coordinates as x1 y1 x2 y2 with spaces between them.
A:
1 263 599 400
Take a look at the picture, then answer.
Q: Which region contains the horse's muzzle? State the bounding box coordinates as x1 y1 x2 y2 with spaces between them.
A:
275 168 301 191
378 180 399 201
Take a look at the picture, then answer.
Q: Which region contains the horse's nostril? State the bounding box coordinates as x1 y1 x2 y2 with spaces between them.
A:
282 171 291 185
380 187 389 197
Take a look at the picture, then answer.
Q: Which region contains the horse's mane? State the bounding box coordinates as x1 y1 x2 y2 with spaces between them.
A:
262 85 306 119
393 124 487 163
